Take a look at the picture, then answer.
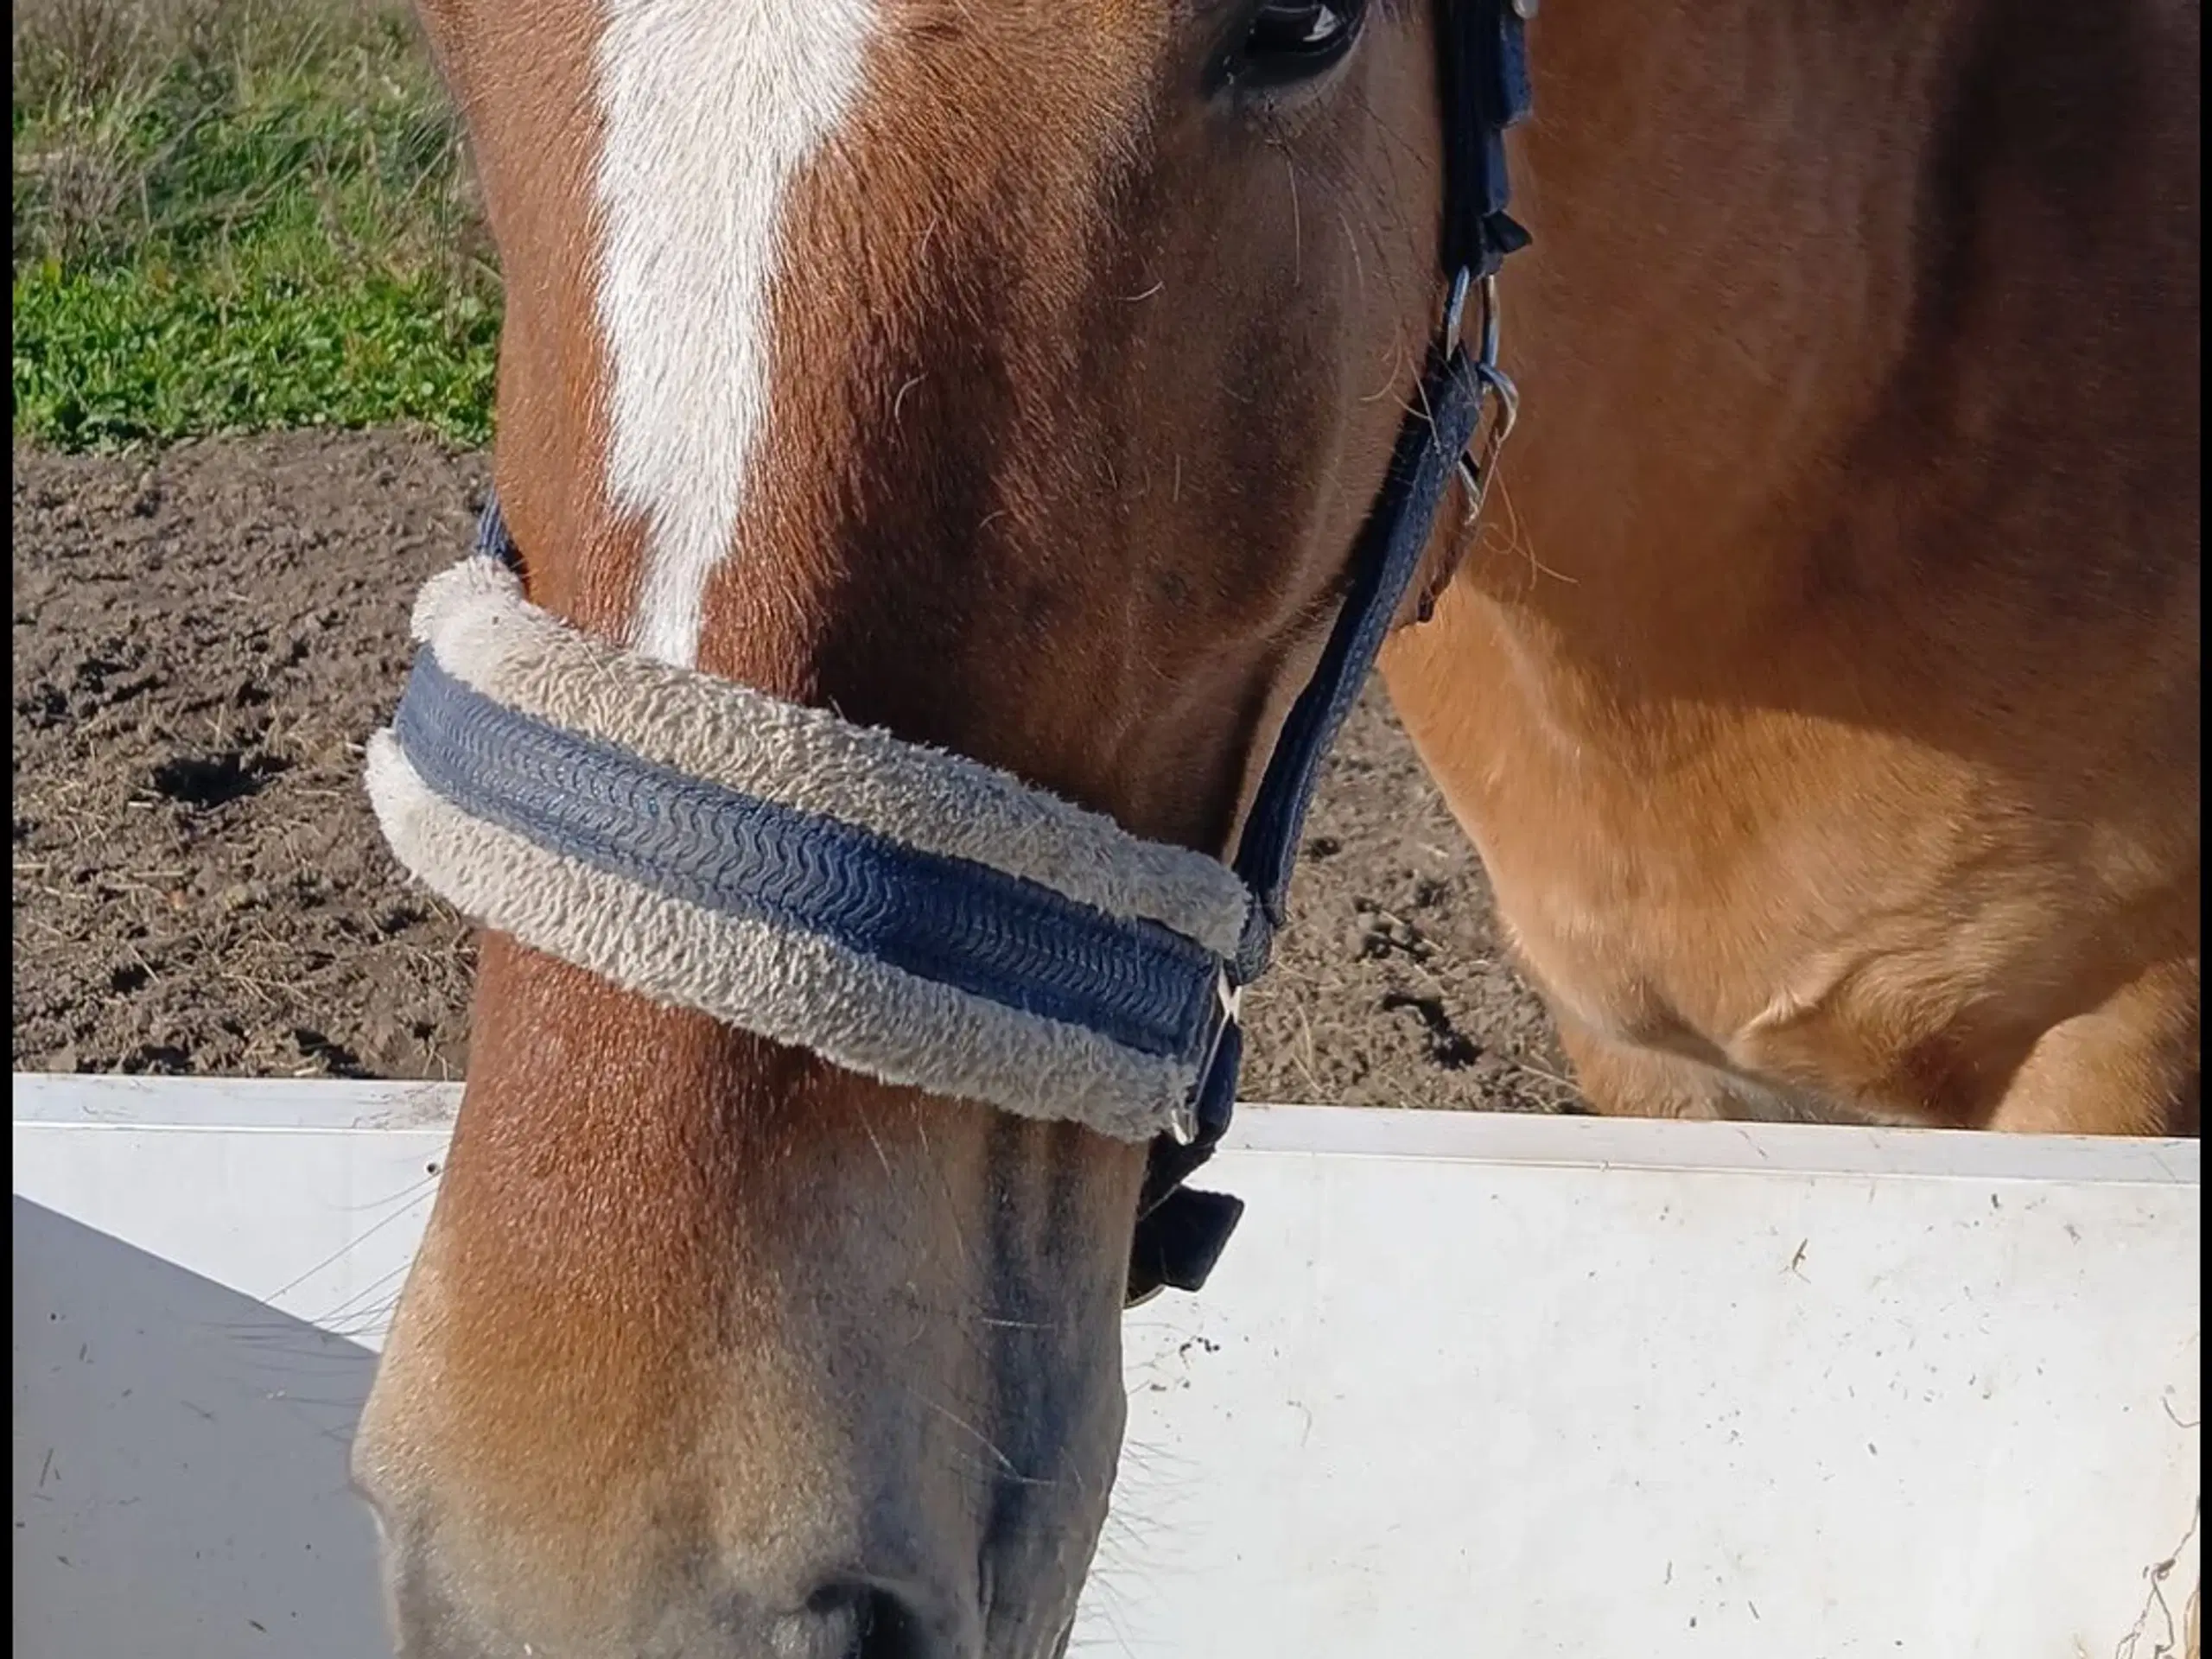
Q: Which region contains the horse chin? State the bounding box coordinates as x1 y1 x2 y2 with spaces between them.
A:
352 971 1144 1658
357 1242 1130 1659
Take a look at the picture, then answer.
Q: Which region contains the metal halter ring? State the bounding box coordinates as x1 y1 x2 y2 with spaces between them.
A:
1440 267 1500 366
1442 270 1518 520
1457 361 1520 524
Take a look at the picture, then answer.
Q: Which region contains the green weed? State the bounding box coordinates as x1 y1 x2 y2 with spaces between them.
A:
11 0 499 449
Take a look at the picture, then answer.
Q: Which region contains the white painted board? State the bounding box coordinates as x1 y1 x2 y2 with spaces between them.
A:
13 1076 2201 1659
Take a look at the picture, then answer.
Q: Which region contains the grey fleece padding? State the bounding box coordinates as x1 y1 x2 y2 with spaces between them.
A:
407 558 1255 961
365 734 1198 1141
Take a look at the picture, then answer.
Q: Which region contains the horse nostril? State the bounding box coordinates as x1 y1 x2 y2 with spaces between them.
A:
806 1582 931 1659
854 1589 927 1659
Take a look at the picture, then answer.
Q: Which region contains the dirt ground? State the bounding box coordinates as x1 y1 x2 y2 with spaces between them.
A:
11 429 1573 1111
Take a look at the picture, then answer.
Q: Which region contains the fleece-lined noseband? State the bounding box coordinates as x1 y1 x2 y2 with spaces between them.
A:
366 0 1533 1306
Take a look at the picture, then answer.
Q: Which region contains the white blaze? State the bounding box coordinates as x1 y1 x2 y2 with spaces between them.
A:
594 0 877 667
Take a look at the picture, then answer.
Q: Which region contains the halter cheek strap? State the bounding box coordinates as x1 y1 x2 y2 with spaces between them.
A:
1128 318 1505 1299
1128 0 1534 1300
365 0 1533 1306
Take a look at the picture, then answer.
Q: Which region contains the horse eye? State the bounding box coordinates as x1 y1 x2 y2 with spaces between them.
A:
1241 1 1363 75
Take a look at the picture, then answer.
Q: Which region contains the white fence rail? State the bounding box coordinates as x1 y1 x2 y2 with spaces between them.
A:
13 1075 2201 1658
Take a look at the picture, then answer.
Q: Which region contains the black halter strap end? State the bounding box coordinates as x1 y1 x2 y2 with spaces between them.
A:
1479 209 1533 275
1127 1017 1244 1304
1146 1023 1243 1213
1126 1186 1247 1305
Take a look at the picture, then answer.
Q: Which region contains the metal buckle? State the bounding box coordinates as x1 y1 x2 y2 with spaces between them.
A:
1443 270 1520 524
1440 267 1500 365
1172 967 1243 1146
1132 969 1243 1308
1457 361 1520 524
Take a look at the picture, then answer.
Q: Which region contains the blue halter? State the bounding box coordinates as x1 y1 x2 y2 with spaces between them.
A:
379 0 1534 1305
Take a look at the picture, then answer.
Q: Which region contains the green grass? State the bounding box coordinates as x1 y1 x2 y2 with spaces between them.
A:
11 0 499 449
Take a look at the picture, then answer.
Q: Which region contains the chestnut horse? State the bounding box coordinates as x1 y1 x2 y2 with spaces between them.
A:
353 0 2199 1653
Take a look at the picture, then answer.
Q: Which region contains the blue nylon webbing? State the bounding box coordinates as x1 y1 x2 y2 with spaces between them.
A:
448 343 1485 1041
1131 341 1491 1225
1440 0 1535 281
392 652 1225 1065
1228 344 1491 969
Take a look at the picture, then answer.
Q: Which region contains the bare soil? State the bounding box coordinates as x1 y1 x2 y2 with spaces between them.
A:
10 429 1572 1110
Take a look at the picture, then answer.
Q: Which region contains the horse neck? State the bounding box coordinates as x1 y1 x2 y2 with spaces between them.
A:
1483 0 1991 681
